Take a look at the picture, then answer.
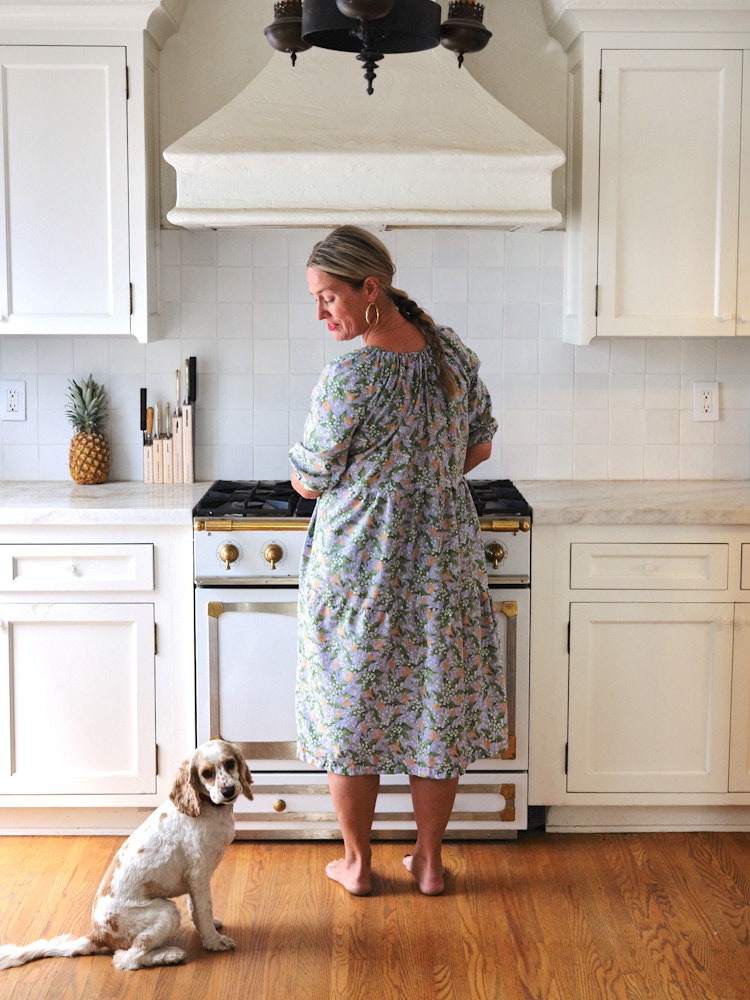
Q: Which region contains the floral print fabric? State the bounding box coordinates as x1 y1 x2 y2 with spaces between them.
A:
289 327 507 778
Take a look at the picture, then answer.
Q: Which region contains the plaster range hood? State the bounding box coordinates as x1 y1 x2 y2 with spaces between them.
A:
163 45 565 230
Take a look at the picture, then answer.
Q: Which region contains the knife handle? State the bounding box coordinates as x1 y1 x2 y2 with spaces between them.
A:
187 356 197 403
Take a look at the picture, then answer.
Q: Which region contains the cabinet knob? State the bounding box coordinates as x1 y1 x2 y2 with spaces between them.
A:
218 542 239 571
263 543 283 570
273 799 287 813
67 563 79 576
717 313 735 323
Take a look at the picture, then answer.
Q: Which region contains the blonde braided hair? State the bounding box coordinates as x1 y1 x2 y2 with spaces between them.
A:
307 226 458 399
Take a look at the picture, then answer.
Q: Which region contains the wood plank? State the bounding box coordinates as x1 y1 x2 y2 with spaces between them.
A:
1 833 750 999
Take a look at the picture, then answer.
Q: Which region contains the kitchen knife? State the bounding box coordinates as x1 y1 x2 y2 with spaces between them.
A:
182 357 195 483
153 403 164 483
172 370 183 483
162 401 173 484
143 404 154 484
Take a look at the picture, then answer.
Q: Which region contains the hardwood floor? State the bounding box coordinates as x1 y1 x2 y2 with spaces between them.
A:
0 831 749 999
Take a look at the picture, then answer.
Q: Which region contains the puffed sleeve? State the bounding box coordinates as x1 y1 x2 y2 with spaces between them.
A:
289 359 363 494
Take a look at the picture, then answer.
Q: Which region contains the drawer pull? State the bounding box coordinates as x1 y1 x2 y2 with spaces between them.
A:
67 563 79 576
273 799 287 813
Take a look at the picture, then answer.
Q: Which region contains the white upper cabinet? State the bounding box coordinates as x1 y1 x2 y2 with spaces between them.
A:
597 49 743 339
546 3 750 343
0 46 132 337
0 2 184 341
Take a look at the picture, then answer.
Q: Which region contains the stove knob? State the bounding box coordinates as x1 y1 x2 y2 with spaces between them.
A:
485 541 507 569
218 542 240 571
263 542 283 571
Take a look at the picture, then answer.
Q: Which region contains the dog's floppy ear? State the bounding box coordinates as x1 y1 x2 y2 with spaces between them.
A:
230 742 254 801
169 756 202 817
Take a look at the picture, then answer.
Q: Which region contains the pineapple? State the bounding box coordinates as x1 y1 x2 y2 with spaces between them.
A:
65 374 111 485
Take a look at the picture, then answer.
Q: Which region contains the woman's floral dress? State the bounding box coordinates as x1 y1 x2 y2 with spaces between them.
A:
288 326 507 778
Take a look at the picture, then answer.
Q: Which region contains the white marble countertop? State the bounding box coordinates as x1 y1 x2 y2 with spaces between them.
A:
0 481 209 525
517 480 750 525
1 479 750 527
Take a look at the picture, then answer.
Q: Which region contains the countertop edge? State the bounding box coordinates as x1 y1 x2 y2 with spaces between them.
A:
514 479 750 525
0 482 210 526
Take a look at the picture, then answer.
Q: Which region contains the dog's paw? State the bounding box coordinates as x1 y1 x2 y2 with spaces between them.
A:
203 933 236 952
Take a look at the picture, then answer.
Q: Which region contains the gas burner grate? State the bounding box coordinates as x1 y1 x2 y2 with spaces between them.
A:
194 478 530 520
467 479 532 518
194 480 317 518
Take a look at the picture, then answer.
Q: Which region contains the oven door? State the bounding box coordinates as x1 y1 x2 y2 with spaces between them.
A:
195 586 316 772
194 584 528 837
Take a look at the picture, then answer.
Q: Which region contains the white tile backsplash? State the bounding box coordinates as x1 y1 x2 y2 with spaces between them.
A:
1 228 750 482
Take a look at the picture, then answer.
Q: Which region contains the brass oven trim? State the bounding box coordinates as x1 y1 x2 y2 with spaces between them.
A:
195 518 310 532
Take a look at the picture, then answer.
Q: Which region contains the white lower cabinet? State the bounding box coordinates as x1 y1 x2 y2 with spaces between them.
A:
730 604 750 792
530 526 750 830
568 601 734 794
0 526 195 831
0 602 156 795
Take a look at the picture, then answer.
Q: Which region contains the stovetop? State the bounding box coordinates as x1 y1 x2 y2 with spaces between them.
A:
193 479 532 520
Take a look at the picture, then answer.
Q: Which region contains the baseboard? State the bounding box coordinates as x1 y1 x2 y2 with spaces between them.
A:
545 804 750 833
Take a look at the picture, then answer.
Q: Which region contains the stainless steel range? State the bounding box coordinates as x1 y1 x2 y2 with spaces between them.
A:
194 479 531 840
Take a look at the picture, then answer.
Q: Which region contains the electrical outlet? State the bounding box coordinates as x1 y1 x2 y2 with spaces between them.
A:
693 381 719 422
0 380 25 421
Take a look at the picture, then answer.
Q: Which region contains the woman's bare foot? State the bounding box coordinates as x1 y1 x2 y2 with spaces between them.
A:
326 857 372 896
403 853 446 896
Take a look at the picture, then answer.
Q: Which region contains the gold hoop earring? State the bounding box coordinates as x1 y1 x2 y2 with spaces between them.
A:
365 302 380 327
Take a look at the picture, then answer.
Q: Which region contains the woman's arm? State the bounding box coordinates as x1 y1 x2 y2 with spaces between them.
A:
464 440 492 474
291 468 322 499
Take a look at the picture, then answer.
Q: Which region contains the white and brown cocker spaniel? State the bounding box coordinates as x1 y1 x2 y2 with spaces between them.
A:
0 738 253 972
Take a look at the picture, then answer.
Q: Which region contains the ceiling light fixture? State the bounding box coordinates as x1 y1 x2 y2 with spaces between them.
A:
264 0 492 94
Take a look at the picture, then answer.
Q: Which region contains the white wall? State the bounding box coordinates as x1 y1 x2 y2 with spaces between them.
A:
0 1 748 483
2 226 749 483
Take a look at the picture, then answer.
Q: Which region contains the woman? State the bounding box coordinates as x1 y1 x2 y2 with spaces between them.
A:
289 226 506 897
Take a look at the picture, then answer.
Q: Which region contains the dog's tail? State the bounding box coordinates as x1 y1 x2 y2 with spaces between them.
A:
0 934 104 969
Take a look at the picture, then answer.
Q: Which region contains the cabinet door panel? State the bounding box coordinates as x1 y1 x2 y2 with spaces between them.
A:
597 50 742 337
0 603 155 794
0 46 130 335
739 57 750 331
568 602 733 793
730 605 750 791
